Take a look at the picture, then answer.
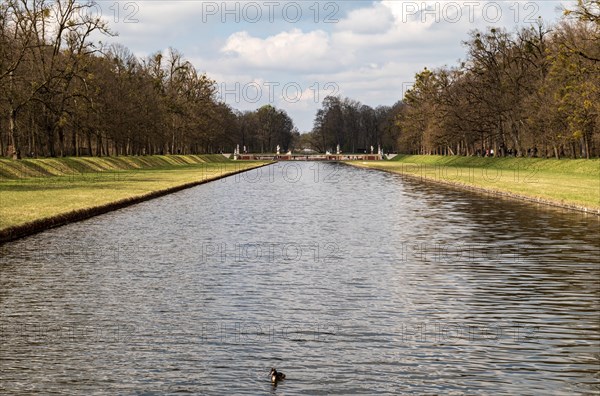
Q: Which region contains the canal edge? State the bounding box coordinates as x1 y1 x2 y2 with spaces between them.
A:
344 162 600 216
0 162 274 244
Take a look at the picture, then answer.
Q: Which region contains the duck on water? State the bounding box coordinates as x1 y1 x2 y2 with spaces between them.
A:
270 368 286 383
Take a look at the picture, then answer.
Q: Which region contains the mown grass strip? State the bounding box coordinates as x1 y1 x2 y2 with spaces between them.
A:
352 155 600 213
0 154 230 180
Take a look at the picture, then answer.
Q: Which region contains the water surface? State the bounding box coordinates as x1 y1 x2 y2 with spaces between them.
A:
1 162 599 394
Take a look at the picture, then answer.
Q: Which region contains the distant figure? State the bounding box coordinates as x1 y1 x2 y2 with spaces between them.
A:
270 368 286 383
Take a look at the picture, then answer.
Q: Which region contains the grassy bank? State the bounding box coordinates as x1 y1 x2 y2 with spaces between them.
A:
0 155 269 241
0 154 231 180
351 155 600 213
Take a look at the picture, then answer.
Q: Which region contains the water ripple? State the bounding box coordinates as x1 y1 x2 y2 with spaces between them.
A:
1 162 599 394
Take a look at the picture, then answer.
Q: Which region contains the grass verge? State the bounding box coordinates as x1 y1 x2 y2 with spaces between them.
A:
350 155 600 214
0 155 270 242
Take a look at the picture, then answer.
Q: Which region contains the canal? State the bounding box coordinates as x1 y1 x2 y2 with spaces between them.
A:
1 162 598 394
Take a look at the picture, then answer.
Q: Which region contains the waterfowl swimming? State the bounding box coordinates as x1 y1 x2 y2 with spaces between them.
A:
270 368 286 383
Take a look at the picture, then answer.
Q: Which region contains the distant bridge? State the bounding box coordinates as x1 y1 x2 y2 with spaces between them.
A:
236 154 383 161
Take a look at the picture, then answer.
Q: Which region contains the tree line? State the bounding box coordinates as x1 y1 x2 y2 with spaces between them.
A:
0 0 297 159
301 96 403 154
308 1 599 158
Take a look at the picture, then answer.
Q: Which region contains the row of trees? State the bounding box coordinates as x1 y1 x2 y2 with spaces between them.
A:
3 0 597 159
0 0 296 159
308 1 599 158
236 105 297 154
303 96 403 154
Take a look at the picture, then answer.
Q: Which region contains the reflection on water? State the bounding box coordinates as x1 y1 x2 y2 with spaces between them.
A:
1 162 599 395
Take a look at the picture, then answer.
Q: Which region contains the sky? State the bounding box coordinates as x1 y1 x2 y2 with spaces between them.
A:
98 0 573 132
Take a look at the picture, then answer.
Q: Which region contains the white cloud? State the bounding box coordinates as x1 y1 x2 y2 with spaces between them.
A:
220 29 343 72
336 3 395 34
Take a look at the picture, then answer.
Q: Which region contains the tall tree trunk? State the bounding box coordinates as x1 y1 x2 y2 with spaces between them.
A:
583 136 590 160
47 125 56 158
57 125 65 157
96 134 102 157
509 125 522 157
480 132 484 155
86 131 93 156
1 125 5 157
8 109 21 159
73 129 79 157
26 113 35 157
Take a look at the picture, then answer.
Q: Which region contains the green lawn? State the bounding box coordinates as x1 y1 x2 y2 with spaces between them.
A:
350 155 600 212
0 154 231 180
0 155 269 231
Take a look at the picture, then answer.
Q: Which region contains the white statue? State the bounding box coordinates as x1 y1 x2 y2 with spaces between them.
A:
336 144 340 155
276 145 280 155
370 145 374 154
